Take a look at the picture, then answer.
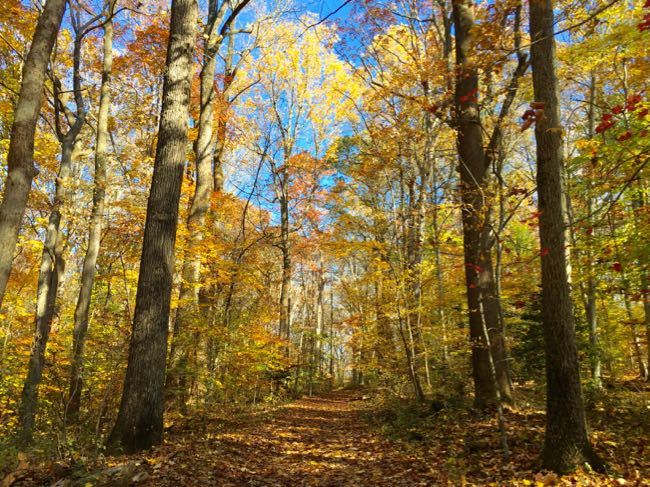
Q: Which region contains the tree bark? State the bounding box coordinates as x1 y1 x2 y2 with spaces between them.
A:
529 0 604 473
17 10 93 442
167 1 249 404
17 136 79 445
315 257 325 380
632 185 649 381
67 1 115 423
0 0 67 309
166 36 216 410
452 0 511 408
278 187 292 345
641 270 650 382
107 0 198 453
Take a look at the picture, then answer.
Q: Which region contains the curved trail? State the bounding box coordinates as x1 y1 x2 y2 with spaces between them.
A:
144 391 436 486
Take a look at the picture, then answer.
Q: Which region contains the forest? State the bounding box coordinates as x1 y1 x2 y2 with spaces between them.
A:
0 0 648 485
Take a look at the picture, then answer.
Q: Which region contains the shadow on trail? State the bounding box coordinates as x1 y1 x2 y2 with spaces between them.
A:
143 391 435 486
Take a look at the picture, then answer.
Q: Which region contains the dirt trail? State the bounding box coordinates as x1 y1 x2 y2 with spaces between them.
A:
143 391 436 486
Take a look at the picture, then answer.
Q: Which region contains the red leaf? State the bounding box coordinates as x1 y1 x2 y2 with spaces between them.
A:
612 262 623 272
596 120 614 133
617 131 632 141
612 105 623 114
626 94 642 111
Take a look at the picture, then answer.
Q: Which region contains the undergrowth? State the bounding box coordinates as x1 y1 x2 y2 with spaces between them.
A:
362 379 649 485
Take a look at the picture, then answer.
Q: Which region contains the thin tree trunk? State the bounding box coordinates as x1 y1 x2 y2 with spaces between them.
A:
633 188 650 380
107 0 198 454
373 246 395 363
67 2 115 423
584 74 601 386
406 169 431 389
632 184 649 381
622 282 648 379
315 257 325 380
395 292 424 401
0 0 67 309
431 179 449 363
329 277 335 387
17 12 93 441
529 0 604 473
17 137 78 445
279 191 292 345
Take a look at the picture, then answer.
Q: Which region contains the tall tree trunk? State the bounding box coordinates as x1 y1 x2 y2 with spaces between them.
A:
639 188 650 382
166 31 216 410
107 0 198 454
168 1 248 400
315 257 325 380
0 0 67 309
453 0 510 408
67 2 115 423
584 74 601 387
405 169 431 390
212 88 231 192
18 14 92 441
279 191 292 346
529 0 604 473
17 137 79 445
431 166 449 363
329 276 335 386
622 278 648 379
373 245 395 364
632 184 649 381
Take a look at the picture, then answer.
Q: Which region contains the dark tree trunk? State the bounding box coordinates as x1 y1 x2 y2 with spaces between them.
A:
107 0 198 454
67 2 114 423
0 0 67 309
279 190 292 344
529 0 604 473
639 193 650 381
452 0 511 408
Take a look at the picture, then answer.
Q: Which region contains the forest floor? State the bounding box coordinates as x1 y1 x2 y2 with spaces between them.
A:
129 390 437 486
4 384 649 486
